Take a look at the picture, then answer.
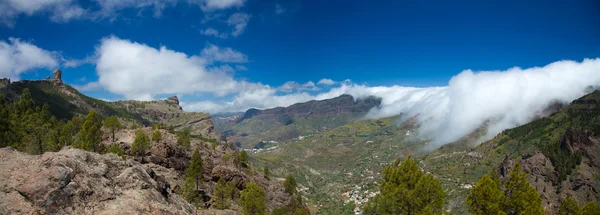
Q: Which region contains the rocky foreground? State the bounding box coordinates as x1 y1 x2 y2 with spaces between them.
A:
0 128 294 215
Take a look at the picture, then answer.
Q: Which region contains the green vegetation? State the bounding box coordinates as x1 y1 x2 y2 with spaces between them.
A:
466 175 505 215
238 150 249 168
131 129 150 156
176 127 191 148
558 196 581 215
467 163 543 215
213 178 230 209
239 182 266 215
75 111 103 152
582 202 600 215
263 166 269 179
152 130 162 142
183 149 204 207
284 175 297 194
364 156 445 215
103 116 122 143
503 163 544 215
272 194 309 215
107 143 125 157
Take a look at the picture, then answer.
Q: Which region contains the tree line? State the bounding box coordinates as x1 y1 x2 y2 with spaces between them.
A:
363 156 600 215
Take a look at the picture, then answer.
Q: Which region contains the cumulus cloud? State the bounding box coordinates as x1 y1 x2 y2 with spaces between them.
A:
188 0 246 12
227 12 250 37
278 81 319 92
0 38 60 80
200 28 228 38
275 4 285 14
93 36 241 100
185 59 600 149
0 0 246 27
201 44 248 63
317 78 335 85
0 0 85 27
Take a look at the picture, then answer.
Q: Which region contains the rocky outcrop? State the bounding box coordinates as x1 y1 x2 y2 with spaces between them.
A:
52 69 62 84
0 147 196 215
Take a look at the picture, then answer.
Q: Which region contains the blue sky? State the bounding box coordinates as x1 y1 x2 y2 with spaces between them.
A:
0 0 599 114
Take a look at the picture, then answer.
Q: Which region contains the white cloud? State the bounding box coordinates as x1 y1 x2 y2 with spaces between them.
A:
317 78 335 85
0 38 60 80
275 4 285 14
201 44 248 63
0 0 85 27
0 0 245 27
235 65 247 71
188 0 246 12
93 36 241 100
185 59 600 150
94 0 179 18
200 28 228 38
227 12 250 37
278 81 319 92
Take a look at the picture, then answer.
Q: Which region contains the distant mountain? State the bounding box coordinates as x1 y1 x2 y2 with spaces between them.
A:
253 89 600 214
0 78 221 140
214 94 382 148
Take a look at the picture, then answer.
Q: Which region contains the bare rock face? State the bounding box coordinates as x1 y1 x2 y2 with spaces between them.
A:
0 147 196 215
52 69 62 83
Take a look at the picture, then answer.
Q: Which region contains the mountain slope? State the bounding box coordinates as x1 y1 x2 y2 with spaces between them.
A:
420 90 600 214
0 78 221 140
254 90 600 214
215 94 381 148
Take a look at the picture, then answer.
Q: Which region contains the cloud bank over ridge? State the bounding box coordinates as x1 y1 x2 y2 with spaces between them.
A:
186 58 600 147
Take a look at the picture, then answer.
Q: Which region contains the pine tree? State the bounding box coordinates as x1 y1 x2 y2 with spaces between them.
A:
227 181 240 200
103 116 122 143
238 150 249 168
239 182 266 215
183 149 204 206
582 202 600 215
76 111 103 152
131 129 150 156
467 175 506 215
263 166 270 179
107 143 125 157
284 175 297 194
152 130 162 142
558 196 581 215
60 116 83 147
503 162 544 215
176 127 191 148
14 88 34 116
213 177 229 209
363 156 445 215
0 98 11 147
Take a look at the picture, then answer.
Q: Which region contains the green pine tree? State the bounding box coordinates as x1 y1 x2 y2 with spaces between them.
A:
363 156 445 215
239 182 266 215
152 130 162 142
103 116 122 143
213 177 229 209
107 143 125 157
558 196 581 215
263 166 270 179
238 150 249 168
284 175 297 194
131 129 150 156
582 202 600 215
60 116 83 147
176 127 191 148
502 162 544 215
76 111 103 152
183 149 204 206
467 175 506 215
